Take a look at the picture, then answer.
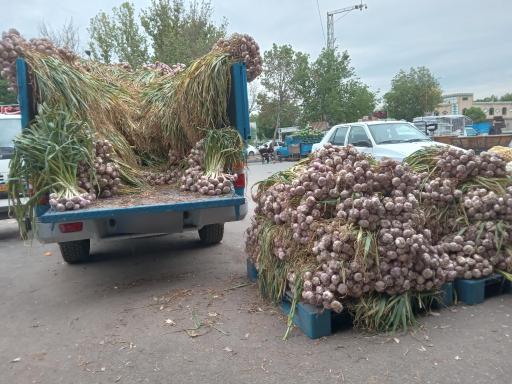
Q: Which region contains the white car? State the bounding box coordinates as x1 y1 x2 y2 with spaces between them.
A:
245 144 258 157
311 120 451 161
0 114 22 213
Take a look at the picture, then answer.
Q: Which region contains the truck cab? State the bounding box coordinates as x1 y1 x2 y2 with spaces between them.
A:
0 113 21 214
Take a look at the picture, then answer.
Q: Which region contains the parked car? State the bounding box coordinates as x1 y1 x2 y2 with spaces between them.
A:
245 144 258 157
0 113 22 214
312 120 456 161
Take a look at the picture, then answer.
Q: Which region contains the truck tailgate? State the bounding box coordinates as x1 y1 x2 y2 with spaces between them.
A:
38 195 246 223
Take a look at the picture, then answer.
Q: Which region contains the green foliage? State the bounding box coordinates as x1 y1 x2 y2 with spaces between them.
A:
294 127 323 137
296 48 376 126
463 106 487 123
476 95 499 102
352 291 440 333
0 76 17 104
384 66 443 122
476 93 512 102
88 0 225 67
202 127 243 178
9 105 94 238
88 2 149 68
140 0 226 65
256 46 375 137
88 11 116 64
112 3 149 67
255 44 306 137
500 93 512 102
255 94 300 139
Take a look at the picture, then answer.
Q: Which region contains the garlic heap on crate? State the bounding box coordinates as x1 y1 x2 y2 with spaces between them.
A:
245 144 458 313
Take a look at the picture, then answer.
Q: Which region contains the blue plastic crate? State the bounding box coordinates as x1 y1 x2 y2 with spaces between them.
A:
454 274 511 305
279 291 352 339
434 282 454 308
280 299 333 339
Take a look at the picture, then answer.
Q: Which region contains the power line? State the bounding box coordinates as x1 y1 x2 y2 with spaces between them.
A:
316 0 326 44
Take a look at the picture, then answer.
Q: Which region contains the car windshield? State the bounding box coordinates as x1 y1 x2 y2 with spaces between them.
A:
0 118 21 149
0 117 21 159
368 123 430 144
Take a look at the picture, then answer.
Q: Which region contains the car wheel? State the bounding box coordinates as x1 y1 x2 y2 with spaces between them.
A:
248 151 254 157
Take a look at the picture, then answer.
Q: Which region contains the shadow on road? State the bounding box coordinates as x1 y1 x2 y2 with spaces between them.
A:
88 232 210 264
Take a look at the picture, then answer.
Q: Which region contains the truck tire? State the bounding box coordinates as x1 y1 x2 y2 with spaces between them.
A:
58 240 91 264
198 224 224 245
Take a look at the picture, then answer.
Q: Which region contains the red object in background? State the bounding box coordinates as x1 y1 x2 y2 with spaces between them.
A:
0 105 20 114
372 110 387 119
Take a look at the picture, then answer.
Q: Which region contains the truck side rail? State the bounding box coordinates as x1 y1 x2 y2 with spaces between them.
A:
37 195 246 224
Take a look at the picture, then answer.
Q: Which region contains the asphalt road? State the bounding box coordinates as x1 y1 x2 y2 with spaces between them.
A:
1 162 511 384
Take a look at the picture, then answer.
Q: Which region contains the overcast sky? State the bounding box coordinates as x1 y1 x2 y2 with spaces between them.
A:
4 0 512 99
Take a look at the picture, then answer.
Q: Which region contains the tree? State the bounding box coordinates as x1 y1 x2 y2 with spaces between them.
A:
255 94 299 139
140 0 226 65
0 77 17 104
463 106 486 123
257 44 305 133
247 81 259 115
298 48 375 125
476 95 498 102
112 3 149 67
500 93 512 102
88 2 149 68
39 18 80 52
384 67 442 121
88 11 117 63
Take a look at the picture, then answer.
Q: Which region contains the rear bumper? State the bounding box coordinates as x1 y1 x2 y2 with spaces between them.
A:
35 197 247 244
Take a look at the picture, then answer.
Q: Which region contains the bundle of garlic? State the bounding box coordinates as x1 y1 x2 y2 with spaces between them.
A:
143 61 185 76
0 28 76 90
180 141 234 195
213 33 262 82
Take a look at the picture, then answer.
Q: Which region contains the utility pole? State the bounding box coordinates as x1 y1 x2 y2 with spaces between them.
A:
327 2 367 50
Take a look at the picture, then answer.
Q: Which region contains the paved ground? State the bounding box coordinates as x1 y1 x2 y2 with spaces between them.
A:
0 161 511 384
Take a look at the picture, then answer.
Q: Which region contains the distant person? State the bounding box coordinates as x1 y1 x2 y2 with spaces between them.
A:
259 144 270 164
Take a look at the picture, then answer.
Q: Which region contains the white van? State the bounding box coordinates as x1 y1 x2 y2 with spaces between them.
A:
0 114 22 213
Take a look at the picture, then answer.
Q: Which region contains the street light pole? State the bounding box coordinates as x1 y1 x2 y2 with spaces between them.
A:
326 2 367 50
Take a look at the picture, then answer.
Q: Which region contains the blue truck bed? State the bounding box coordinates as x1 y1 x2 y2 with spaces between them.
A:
16 59 251 257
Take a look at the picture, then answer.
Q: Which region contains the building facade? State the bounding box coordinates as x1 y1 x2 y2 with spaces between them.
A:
435 93 512 131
